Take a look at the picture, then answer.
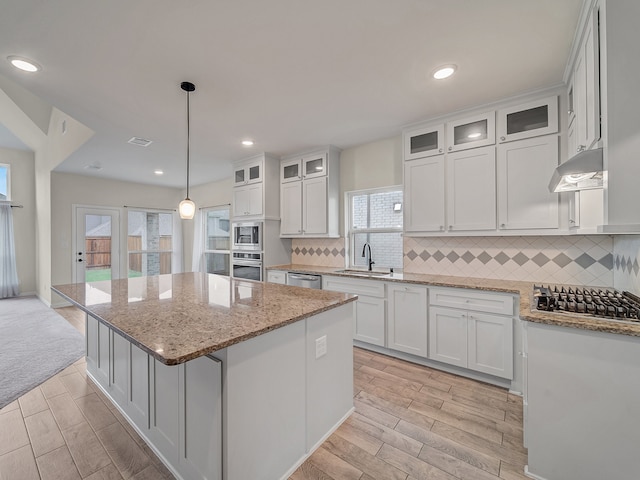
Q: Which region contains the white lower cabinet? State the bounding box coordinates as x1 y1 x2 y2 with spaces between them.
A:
266 270 286 284
323 275 386 346
84 314 222 480
387 283 428 357
428 288 514 379
428 306 468 368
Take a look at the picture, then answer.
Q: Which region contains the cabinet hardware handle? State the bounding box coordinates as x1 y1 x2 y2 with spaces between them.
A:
448 146 452 151
439 225 444 230
568 110 574 115
569 219 576 224
439 148 443 153
500 136 506 141
577 145 586 152
449 225 452 229
500 223 506 228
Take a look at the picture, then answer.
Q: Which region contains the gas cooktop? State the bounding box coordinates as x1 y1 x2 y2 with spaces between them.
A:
533 285 640 322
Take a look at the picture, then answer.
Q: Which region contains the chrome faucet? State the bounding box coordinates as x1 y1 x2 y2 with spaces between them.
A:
362 243 375 271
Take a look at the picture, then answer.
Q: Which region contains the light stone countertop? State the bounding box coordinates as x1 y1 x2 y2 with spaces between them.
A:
52 272 356 365
268 264 640 337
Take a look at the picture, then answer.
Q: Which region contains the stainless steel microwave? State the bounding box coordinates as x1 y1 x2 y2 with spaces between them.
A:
232 222 262 250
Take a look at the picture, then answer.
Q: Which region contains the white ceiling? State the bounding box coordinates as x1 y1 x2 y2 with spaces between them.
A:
0 122 29 151
0 0 583 188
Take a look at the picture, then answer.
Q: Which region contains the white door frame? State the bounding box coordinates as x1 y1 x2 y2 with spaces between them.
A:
72 205 122 283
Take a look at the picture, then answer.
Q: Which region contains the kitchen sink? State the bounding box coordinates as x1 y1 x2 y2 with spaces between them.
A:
334 269 391 277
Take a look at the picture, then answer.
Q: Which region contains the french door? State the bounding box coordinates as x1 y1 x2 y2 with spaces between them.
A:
74 206 121 283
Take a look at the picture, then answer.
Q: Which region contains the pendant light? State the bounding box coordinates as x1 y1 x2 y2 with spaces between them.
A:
178 81 196 219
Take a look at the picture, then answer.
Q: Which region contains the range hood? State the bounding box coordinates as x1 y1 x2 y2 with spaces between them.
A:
548 147 603 193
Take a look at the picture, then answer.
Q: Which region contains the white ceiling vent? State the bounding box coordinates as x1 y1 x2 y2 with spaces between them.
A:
128 137 153 147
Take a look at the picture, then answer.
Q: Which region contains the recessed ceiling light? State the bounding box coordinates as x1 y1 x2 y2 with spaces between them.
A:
154 169 164 175
7 55 41 72
128 137 152 147
433 65 457 80
467 132 482 139
242 140 254 146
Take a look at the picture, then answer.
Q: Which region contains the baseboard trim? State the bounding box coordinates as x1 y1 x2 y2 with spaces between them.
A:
279 406 355 480
524 465 549 480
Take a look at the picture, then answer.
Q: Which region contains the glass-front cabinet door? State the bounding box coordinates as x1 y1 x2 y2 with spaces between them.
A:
497 96 558 143
281 158 301 183
233 166 246 186
403 124 445 160
446 112 495 153
233 160 262 186
302 152 327 179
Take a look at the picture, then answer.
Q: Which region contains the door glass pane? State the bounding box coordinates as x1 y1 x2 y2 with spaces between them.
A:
410 131 438 154
283 163 299 180
235 168 245 183
305 158 324 176
205 252 230 275
454 119 488 145
128 211 173 277
205 210 230 250
85 214 112 282
249 165 260 181
507 105 549 135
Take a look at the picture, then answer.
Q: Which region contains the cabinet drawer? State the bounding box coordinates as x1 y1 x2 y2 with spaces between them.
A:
429 287 514 315
323 276 385 298
266 270 286 284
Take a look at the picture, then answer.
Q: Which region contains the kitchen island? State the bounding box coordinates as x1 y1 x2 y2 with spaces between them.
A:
52 272 357 480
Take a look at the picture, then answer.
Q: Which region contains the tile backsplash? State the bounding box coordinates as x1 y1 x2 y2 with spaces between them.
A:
290 234 640 293
291 238 345 267
403 235 614 287
613 235 640 295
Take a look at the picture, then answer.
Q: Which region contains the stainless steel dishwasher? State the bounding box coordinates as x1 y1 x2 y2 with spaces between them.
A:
286 272 322 289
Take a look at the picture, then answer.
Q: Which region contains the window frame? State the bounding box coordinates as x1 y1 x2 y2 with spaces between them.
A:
201 205 231 276
0 163 10 201
345 185 403 270
126 208 175 277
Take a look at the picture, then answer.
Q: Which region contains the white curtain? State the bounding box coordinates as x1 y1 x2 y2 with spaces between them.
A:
0 204 19 298
191 209 203 272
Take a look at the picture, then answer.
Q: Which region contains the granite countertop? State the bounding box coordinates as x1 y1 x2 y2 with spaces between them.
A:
52 272 356 365
268 264 640 337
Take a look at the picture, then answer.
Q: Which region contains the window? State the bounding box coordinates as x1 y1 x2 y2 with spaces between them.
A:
127 210 174 277
347 186 403 269
202 207 230 275
0 164 10 201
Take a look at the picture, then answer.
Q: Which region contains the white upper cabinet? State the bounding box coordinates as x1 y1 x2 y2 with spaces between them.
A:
233 159 262 186
403 124 445 160
446 112 495 153
232 153 280 220
232 183 263 218
446 146 496 231
497 96 559 143
497 135 559 230
280 146 340 237
571 7 600 155
404 156 446 233
281 152 328 184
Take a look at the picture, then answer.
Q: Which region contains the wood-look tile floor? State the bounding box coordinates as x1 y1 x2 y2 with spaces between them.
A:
1 306 527 480
291 348 528 480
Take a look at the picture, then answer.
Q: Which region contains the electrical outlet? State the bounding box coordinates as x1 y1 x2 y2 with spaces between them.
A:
315 335 327 359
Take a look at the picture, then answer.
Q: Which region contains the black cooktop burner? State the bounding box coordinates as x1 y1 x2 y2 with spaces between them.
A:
533 285 640 322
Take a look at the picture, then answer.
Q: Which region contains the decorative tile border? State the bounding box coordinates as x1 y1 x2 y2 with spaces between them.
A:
291 238 345 267
404 235 615 287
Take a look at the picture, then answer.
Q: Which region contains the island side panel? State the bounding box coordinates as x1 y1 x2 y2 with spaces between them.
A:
306 303 355 451
223 320 307 480
527 322 640 480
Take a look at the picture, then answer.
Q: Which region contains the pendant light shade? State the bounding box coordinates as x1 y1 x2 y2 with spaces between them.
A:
179 81 196 219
